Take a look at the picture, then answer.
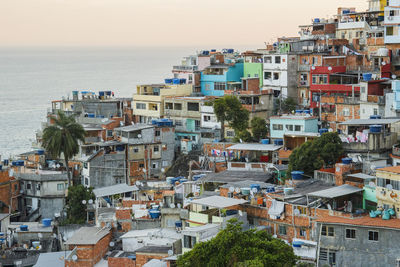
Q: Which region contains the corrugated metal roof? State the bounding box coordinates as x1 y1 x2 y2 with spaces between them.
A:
307 184 363 199
64 227 110 245
227 143 282 151
347 173 375 180
190 196 247 208
93 183 139 197
339 118 400 125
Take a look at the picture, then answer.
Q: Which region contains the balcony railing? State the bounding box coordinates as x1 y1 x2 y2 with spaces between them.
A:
227 161 274 172
173 65 198 71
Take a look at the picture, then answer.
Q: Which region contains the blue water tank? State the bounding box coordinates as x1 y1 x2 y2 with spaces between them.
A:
36 149 45 155
105 91 112 96
319 128 328 135
228 49 234 53
3 159 8 166
116 145 125 151
342 10 350 14
149 209 161 219
87 113 95 118
151 119 158 125
314 18 320 23
99 91 105 96
211 49 216 52
72 91 79 96
165 79 173 84
291 171 304 180
0 165 2 171
303 110 311 114
175 221 183 228
266 186 275 193
370 115 381 119
363 73 372 81
202 50 210 55
20 225 28 231
261 139 270 144
172 78 180 85
128 255 136 260
369 125 382 133
292 241 304 248
274 139 283 146
12 160 24 167
180 78 187 84
0 232 4 237
193 175 201 181
295 110 303 114
42 218 52 227
250 184 261 192
342 158 352 164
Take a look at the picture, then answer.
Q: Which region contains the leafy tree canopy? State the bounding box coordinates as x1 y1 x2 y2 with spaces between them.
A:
288 132 343 175
250 117 268 141
275 97 297 115
177 219 298 267
65 185 95 224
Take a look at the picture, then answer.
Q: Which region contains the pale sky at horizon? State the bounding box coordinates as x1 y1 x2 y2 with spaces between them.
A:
1 0 368 47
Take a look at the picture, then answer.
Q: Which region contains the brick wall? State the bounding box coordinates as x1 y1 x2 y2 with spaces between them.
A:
0 170 19 213
108 257 136 267
135 253 168 267
122 199 161 208
116 209 132 220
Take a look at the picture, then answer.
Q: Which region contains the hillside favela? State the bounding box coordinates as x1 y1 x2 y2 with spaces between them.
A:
6 0 400 266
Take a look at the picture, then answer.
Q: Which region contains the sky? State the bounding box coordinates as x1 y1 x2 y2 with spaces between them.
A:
1 0 368 47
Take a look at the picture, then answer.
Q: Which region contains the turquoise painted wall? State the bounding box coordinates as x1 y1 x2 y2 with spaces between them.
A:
244 63 263 87
363 185 377 210
200 63 244 96
270 117 319 139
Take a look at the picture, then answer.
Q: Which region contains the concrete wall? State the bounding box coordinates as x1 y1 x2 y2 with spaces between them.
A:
87 152 126 188
317 222 400 267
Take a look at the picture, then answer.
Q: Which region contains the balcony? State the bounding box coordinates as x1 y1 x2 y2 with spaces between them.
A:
173 65 198 71
298 64 311 72
342 132 398 153
392 144 400 157
299 80 309 87
84 136 101 144
227 162 274 172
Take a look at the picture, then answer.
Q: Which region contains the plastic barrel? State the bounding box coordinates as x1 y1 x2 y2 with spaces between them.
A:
362 73 372 81
261 139 270 144
342 158 352 164
42 218 52 227
291 171 304 180
369 125 382 133
319 128 328 135
20 225 28 231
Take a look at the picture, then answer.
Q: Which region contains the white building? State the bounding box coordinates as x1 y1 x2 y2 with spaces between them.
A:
384 0 400 44
181 224 220 253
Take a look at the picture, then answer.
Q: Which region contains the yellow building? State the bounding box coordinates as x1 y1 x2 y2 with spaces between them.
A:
375 166 400 218
133 84 192 123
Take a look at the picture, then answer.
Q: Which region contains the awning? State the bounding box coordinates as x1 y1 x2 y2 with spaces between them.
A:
228 143 282 152
190 196 247 209
339 118 400 125
347 173 375 180
268 200 285 217
93 183 139 198
307 184 363 199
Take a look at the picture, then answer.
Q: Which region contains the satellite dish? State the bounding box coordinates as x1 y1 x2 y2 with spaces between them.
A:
369 182 375 187
251 187 258 193
293 209 300 215
101 118 108 123
261 101 264 105
135 181 141 186
370 165 376 171
228 187 235 193
143 168 146 173
9 169 14 177
177 203 181 208
386 184 393 190
109 242 115 247
357 155 362 163
238 210 243 216
234 187 241 193
168 250 173 256
138 134 142 138
88 199 93 204
56 164 60 168
72 255 78 261
82 200 87 205
382 61 386 66
170 203 175 208
161 168 165 173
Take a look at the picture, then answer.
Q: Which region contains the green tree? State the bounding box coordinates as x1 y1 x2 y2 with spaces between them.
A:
65 185 95 224
235 130 253 143
314 132 343 167
177 219 298 267
275 97 297 115
42 110 86 186
250 117 268 141
214 95 249 140
288 140 323 176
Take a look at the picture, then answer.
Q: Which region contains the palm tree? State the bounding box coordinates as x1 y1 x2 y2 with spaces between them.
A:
42 110 86 186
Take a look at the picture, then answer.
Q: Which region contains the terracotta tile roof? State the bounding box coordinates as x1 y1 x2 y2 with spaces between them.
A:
316 215 400 229
163 190 175 196
376 166 400 174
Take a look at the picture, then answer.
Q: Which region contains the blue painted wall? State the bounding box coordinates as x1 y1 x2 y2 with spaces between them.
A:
269 117 318 139
200 63 244 96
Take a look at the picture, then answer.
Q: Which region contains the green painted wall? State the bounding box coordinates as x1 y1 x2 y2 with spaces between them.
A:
363 185 377 210
243 63 263 87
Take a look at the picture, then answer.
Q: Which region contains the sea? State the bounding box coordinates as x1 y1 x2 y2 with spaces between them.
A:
0 45 257 158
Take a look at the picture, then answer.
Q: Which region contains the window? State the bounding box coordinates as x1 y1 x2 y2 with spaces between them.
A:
275 56 281 64
174 103 182 110
346 228 356 239
26 183 32 190
255 73 259 78
368 231 378 241
136 103 146 109
149 104 158 111
264 72 272 79
183 235 197 248
273 124 283 131
152 162 158 169
204 115 211 122
36 184 41 190
312 57 318 65
329 251 336 266
214 82 226 90
155 130 160 137
133 147 139 153
373 108 378 115
165 102 173 110
139 163 145 168
226 131 235 137
299 228 306 237
187 102 199 111
342 108 350 116
205 83 211 91
295 206 307 215
387 26 394 36
264 56 272 63
312 74 328 84
294 125 302 131
57 183 64 191
188 74 193 83
279 225 287 235
154 146 159 152
175 120 183 126
286 125 293 131
273 72 280 80
107 130 113 137
321 225 334 236
162 160 169 167
195 120 201 130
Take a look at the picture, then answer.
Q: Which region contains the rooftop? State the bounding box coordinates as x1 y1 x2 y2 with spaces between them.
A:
339 118 400 125
33 251 70 267
347 173 376 180
115 124 154 132
284 132 320 138
93 183 139 198
17 172 68 182
307 184 363 199
135 246 171 254
200 170 272 183
227 143 282 152
270 115 317 120
376 166 400 174
317 215 400 230
64 227 110 245
9 222 53 233
190 195 247 209
0 213 10 221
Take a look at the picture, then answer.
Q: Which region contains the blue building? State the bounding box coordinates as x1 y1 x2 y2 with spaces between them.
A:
269 114 319 139
200 63 244 96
